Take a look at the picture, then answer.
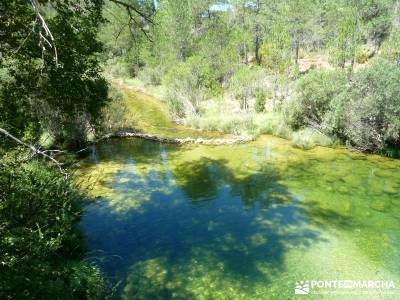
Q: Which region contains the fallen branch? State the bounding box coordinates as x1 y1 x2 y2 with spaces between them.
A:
0 128 67 176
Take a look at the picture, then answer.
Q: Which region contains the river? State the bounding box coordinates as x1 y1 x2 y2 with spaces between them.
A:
77 90 400 299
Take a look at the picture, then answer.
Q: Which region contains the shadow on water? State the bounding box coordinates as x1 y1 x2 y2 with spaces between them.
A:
80 139 364 299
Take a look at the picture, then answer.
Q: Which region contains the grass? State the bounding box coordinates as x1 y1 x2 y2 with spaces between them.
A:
103 75 341 150
291 128 337 149
184 104 338 149
181 100 281 138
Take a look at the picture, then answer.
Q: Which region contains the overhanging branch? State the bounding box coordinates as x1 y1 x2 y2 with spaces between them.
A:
108 0 154 24
0 128 67 176
29 0 59 66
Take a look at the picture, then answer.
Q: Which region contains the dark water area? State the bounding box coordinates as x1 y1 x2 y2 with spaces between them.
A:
79 136 400 299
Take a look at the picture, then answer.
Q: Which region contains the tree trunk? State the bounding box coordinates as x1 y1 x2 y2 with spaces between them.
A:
348 56 355 81
244 43 248 64
255 28 261 65
294 40 299 65
272 78 278 111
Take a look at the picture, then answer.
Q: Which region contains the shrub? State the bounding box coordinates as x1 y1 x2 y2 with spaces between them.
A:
164 56 216 117
139 66 163 86
356 44 375 64
291 128 335 149
288 69 347 129
381 28 400 65
253 113 292 139
0 152 108 299
328 60 400 152
184 101 292 139
255 89 267 113
99 87 131 133
229 66 266 111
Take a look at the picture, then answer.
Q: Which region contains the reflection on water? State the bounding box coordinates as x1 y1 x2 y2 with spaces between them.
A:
79 137 400 299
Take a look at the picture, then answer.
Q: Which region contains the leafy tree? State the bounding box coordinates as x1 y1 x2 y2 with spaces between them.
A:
229 66 265 110
381 27 400 64
255 88 267 112
99 0 154 77
357 0 393 50
261 21 292 109
328 60 400 152
381 1 400 64
326 1 361 75
0 0 108 149
164 56 211 117
288 69 347 129
281 0 320 65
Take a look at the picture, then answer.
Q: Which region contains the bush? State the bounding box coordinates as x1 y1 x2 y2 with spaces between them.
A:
291 128 335 149
381 28 400 65
99 87 131 133
229 66 266 111
328 60 400 152
184 99 292 139
356 44 375 64
255 89 267 113
139 66 163 86
0 152 108 299
288 69 347 129
164 56 214 117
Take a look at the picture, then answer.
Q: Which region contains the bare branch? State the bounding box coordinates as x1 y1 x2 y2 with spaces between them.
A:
0 128 67 176
29 0 59 66
126 7 153 42
108 0 153 24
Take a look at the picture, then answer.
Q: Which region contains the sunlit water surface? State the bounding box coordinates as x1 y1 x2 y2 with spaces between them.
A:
78 136 400 299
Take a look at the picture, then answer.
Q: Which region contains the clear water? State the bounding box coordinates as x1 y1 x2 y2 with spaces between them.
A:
78 135 400 299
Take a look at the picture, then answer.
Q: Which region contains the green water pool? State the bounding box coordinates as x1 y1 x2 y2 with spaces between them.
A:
78 134 400 299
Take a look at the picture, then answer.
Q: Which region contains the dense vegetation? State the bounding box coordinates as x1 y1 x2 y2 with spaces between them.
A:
0 151 107 299
102 0 400 155
0 1 116 298
1 0 109 149
1 0 400 298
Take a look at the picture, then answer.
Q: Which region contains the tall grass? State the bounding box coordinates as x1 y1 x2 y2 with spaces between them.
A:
182 98 289 139
291 128 337 149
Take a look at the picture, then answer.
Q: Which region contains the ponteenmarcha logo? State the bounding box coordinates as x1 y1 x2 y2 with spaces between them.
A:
294 279 396 296
295 281 310 295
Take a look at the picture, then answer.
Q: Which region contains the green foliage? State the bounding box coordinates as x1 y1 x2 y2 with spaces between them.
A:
288 69 347 129
0 0 109 148
98 0 400 155
0 2 112 298
291 128 336 149
261 24 292 74
326 0 392 69
255 89 267 113
184 97 292 139
328 60 400 152
139 66 163 86
99 87 131 133
99 0 154 77
357 0 393 46
381 27 400 64
326 1 360 69
355 44 375 64
0 152 108 299
229 67 266 110
164 56 222 117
